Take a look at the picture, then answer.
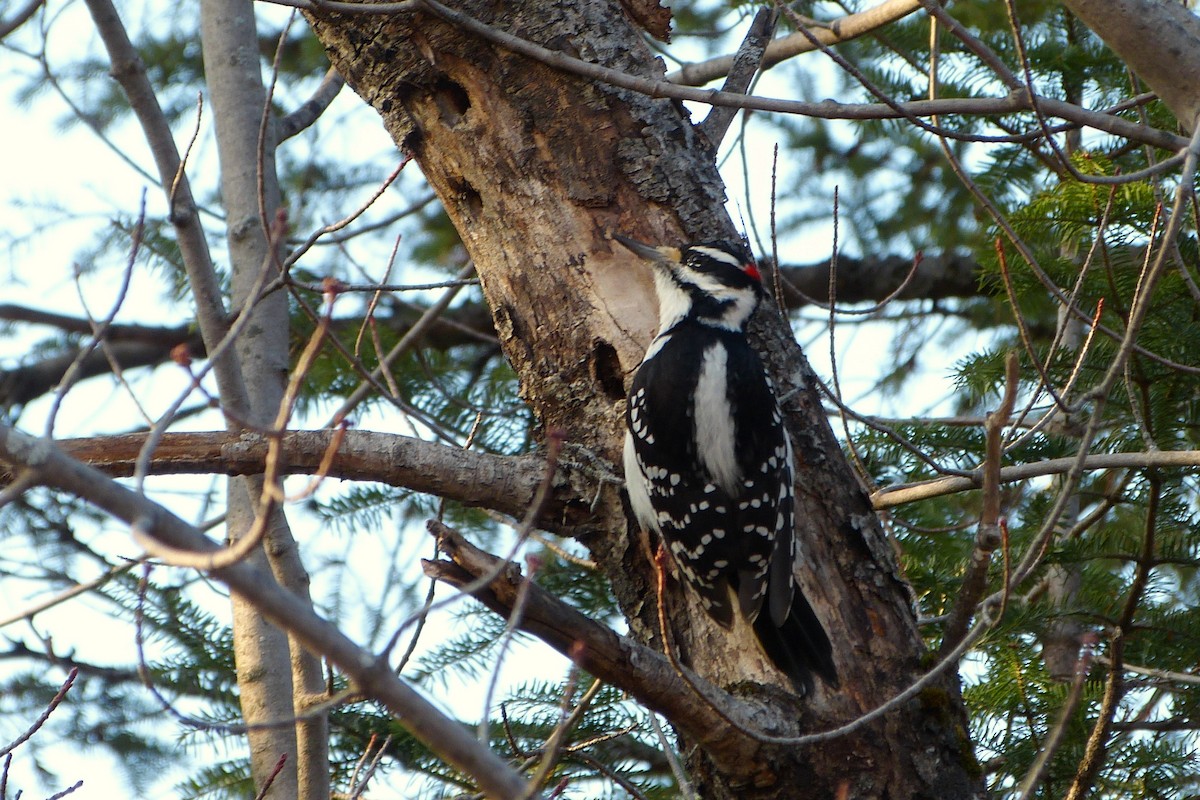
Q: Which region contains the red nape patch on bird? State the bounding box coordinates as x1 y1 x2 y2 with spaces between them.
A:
744 263 761 281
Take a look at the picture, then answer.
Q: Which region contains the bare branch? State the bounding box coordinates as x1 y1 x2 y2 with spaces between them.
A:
1063 0 1200 131
284 160 411 270
872 449 1200 509
939 352 1019 654
278 66 345 141
23 417 1200 526
0 339 204 410
523 676 603 799
0 641 137 684
0 558 145 630
0 424 541 800
1111 658 1200 687
0 668 77 758
696 7 776 148
329 261 477 425
252 754 290 800
0 0 43 39
0 303 199 343
82 0 249 411
920 0 1021 90
17 429 598 534
46 199 150 436
668 0 921 86
44 780 84 800
424 519 1000 759
0 300 496 409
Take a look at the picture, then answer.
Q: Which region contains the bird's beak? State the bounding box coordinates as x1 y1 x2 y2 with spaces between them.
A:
613 233 681 265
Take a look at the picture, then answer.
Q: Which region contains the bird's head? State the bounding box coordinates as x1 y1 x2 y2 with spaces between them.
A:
615 234 762 331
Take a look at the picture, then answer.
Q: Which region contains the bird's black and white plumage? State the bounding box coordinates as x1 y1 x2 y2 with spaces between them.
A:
617 234 837 692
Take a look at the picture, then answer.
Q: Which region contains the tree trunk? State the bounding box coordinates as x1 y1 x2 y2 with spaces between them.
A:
307 2 981 796
1061 0 1200 131
201 1 330 796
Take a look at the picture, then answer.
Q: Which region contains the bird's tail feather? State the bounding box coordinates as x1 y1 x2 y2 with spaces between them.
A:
753 591 838 693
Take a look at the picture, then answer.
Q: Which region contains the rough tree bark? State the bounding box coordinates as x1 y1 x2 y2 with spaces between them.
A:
306 1 980 797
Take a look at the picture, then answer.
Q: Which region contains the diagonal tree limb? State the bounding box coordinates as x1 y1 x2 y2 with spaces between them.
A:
0 668 77 758
83 0 249 413
0 423 541 800
278 67 345 141
697 7 777 148
667 0 921 86
421 520 793 785
0 0 44 39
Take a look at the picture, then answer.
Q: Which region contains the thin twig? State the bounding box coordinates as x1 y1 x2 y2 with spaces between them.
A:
1064 475 1160 800
44 780 85 800
822 190 872 487
668 0 921 85
939 351 1019 654
0 557 146 630
132 210 291 491
1015 640 1095 800
44 195 147 436
648 712 697 800
284 158 410 270
478 555 541 743
520 675 602 799
252 754 289 800
0 667 77 757
810 368 976 480
383 430 566 660
278 66 345 141
994 239 1070 413
329 261 477 426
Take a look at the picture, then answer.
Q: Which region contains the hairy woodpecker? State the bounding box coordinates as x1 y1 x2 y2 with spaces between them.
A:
616 233 838 692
